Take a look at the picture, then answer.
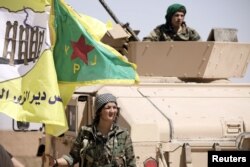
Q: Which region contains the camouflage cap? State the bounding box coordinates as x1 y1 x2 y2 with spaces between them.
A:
165 3 186 22
95 93 117 112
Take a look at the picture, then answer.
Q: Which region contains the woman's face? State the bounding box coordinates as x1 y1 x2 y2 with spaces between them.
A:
171 11 185 28
100 102 118 123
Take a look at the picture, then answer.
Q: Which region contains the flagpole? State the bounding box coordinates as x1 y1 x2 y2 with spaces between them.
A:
43 1 54 166
44 134 52 167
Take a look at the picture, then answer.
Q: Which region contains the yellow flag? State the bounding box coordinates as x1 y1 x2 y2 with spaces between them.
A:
0 0 68 136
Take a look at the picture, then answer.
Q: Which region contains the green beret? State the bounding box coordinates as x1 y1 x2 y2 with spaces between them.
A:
165 3 186 22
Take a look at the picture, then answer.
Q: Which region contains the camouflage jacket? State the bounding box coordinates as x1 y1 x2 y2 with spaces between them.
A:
63 125 136 167
143 23 201 41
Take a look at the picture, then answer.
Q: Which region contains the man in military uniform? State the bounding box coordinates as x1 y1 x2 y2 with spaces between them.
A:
143 3 201 41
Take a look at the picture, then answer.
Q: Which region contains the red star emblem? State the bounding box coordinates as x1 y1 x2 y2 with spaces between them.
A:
71 35 94 65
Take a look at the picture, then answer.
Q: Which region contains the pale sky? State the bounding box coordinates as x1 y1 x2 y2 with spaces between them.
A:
66 0 250 82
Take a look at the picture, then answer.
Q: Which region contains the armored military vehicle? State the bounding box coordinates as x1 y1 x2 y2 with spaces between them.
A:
44 25 250 167
1 1 250 167
43 1 250 167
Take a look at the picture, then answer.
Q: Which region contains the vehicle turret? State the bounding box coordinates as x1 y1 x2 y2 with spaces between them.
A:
102 24 250 83
127 40 250 81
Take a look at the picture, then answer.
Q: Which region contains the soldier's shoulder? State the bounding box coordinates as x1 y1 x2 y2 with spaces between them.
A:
186 26 199 33
116 126 130 137
155 24 166 30
81 124 92 131
79 125 94 138
116 125 128 131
